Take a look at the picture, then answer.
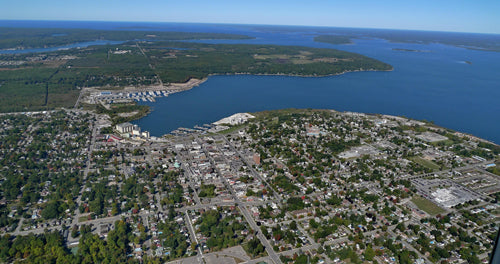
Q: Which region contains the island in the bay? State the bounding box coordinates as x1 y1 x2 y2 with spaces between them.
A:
313 30 500 52
0 27 391 114
0 108 498 264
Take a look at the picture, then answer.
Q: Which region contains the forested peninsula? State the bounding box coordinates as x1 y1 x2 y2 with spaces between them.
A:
0 28 392 112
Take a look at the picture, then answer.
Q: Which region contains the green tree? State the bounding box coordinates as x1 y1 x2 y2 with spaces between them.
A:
42 201 61 219
364 245 375 261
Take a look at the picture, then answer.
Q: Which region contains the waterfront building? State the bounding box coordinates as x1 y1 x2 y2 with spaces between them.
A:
116 122 134 133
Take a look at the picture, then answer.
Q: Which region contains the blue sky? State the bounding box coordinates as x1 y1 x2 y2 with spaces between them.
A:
2 0 499 34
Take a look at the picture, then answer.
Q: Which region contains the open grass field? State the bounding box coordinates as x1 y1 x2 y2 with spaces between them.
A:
412 196 446 215
410 156 441 171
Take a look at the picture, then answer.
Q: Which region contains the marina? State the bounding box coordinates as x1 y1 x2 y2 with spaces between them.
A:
90 89 171 105
171 125 213 136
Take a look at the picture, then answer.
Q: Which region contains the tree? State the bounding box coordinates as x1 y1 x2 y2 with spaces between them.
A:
111 202 119 216
71 225 80 238
42 201 61 219
246 238 265 257
294 254 309 264
364 245 375 261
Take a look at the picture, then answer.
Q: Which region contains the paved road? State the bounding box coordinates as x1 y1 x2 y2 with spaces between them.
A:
184 211 205 263
164 247 254 264
176 200 274 213
219 134 334 264
136 42 163 87
278 243 318 257
220 136 282 201
12 225 61 236
241 256 273 264
13 217 24 234
403 160 495 180
388 228 432 264
13 128 491 262
196 136 282 264
70 120 98 229
180 162 202 205
74 89 84 108
239 204 282 264
284 211 316 245
0 109 59 116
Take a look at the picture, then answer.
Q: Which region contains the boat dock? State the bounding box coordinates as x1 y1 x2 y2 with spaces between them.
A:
94 89 173 104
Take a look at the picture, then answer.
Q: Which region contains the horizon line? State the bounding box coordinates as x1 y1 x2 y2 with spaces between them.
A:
1 19 499 36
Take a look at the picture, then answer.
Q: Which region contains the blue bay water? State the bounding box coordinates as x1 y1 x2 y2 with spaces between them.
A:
0 21 498 143
135 28 500 143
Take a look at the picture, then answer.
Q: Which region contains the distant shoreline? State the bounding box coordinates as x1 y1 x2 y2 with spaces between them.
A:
216 68 394 78
392 48 431 53
175 67 394 91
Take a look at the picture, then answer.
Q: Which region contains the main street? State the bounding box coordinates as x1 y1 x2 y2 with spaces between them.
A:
215 134 335 264
175 199 277 213
195 136 283 264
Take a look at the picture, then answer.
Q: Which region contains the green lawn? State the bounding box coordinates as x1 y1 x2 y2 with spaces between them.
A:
217 124 246 134
410 156 441 171
412 196 445 216
78 216 90 222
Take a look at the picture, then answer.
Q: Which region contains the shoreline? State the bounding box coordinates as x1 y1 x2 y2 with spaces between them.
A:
123 67 395 97
208 67 394 79
165 78 208 92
